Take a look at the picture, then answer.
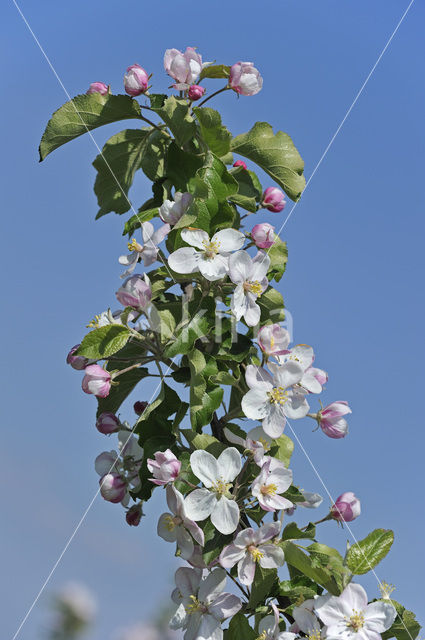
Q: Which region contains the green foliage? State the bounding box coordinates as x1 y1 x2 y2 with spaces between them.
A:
39 93 142 160
278 575 321 600
231 122 306 201
249 565 279 608
259 287 286 323
123 207 159 236
151 96 196 146
199 64 231 81
193 107 232 157
268 237 288 283
76 325 131 359
96 367 149 417
224 613 256 640
382 600 421 640
187 349 223 430
345 528 394 575
269 433 294 467
229 167 262 213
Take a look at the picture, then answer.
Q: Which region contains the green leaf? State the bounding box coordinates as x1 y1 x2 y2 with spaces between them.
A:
181 430 225 456
249 565 278 608
280 541 342 595
92 129 150 218
231 122 305 201
382 600 421 640
39 93 142 161
76 325 131 359
186 349 223 430
270 433 294 467
123 208 159 236
281 522 316 541
224 613 256 640
166 142 204 194
258 287 286 323
149 93 168 109
163 310 209 358
268 237 288 283
157 309 177 342
193 107 232 157
140 129 170 181
346 529 394 575
229 167 262 213
199 64 231 81
96 367 149 417
152 96 196 147
278 576 321 600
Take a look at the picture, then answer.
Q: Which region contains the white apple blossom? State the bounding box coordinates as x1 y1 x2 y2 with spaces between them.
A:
291 595 329 638
251 458 293 512
159 192 193 225
223 425 273 465
219 522 284 585
242 363 310 439
119 221 170 277
170 567 241 640
228 250 270 326
158 485 205 560
168 228 245 281
278 344 327 394
258 603 297 640
314 583 396 640
184 448 242 535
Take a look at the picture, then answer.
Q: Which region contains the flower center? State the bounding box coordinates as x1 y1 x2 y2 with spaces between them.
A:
346 610 365 632
244 280 263 296
202 239 220 259
212 480 232 496
164 515 182 531
379 581 395 599
128 238 143 252
260 483 277 496
268 386 288 405
248 545 264 562
308 631 322 640
257 437 270 451
185 595 207 615
256 633 267 640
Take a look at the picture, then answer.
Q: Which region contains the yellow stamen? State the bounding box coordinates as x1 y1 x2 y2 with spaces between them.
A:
379 581 395 599
128 238 143 252
308 630 322 640
165 515 176 532
268 387 288 405
202 239 220 259
261 483 277 496
256 633 267 640
87 314 102 328
244 280 263 296
345 610 365 632
257 437 270 452
248 545 264 562
185 595 204 615
212 480 232 497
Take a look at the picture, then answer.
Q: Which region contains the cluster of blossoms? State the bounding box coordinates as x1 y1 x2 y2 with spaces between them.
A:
45 43 408 640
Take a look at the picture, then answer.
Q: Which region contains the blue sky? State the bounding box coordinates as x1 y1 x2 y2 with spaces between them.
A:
1 0 424 638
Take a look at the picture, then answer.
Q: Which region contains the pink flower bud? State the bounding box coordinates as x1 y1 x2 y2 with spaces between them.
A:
318 401 351 439
126 503 143 526
82 365 111 398
164 47 203 87
308 367 328 388
233 160 247 170
147 449 181 485
229 62 263 96
86 82 109 95
99 473 127 503
134 401 148 415
330 492 361 522
262 187 286 213
258 324 290 357
66 344 90 370
116 275 152 310
251 223 276 249
188 84 205 101
96 412 119 434
123 64 149 96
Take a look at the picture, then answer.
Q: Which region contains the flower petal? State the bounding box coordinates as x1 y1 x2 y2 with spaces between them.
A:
229 250 253 283
246 364 273 389
181 228 209 249
238 553 256 585
364 602 397 633
198 567 226 603
219 544 246 569
242 388 270 420
212 228 245 252
184 488 217 521
190 450 219 487
196 614 222 640
168 247 200 274
157 512 178 542
176 525 195 560
252 251 271 281
258 544 285 569
174 566 202 599
274 360 304 389
211 497 240 534
198 253 229 281
209 593 242 621
217 447 242 483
